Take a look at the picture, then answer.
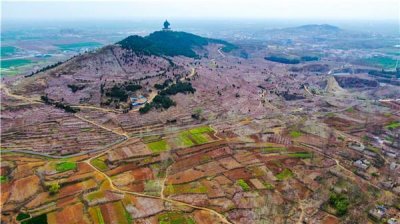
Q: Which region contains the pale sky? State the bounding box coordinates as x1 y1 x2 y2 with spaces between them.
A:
2 0 399 21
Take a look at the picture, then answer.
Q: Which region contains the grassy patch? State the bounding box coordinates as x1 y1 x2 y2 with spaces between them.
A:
288 152 313 159
385 121 400 130
263 182 275 190
158 211 196 224
144 180 162 195
55 161 77 172
1 46 18 57
346 107 355 113
236 179 251 192
276 168 293 181
289 131 302 138
0 175 8 184
21 214 47 224
326 112 336 117
147 139 170 152
91 159 108 171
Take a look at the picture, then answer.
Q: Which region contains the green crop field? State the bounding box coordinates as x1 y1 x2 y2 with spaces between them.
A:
1 59 32 69
177 133 195 147
362 56 397 69
175 126 213 146
189 133 209 144
56 42 102 51
147 139 170 152
188 126 213 134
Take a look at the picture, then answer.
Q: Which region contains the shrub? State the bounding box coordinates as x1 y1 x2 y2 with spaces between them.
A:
0 175 8 183
16 213 30 221
49 182 60 194
160 82 196 95
265 56 300 64
139 103 152 114
106 85 128 101
67 84 85 93
154 79 173 90
152 95 175 109
125 84 142 92
329 193 349 216
289 130 302 138
21 214 48 224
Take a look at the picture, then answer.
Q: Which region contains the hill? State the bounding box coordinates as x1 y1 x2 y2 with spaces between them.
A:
118 31 236 58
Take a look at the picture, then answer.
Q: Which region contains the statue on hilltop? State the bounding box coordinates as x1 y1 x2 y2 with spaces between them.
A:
163 20 171 31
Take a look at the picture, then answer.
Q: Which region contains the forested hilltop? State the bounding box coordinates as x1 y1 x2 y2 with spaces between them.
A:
117 31 236 58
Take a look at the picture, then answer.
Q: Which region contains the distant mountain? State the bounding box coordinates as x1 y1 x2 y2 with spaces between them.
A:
294 24 341 32
118 31 236 58
270 24 342 34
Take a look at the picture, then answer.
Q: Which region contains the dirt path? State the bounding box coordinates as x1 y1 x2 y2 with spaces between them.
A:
72 105 120 113
1 84 41 103
297 200 305 224
304 85 313 96
1 83 122 114
217 48 226 58
160 165 172 200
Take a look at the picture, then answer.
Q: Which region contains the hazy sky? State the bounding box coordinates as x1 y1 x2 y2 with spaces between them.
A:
2 0 399 21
